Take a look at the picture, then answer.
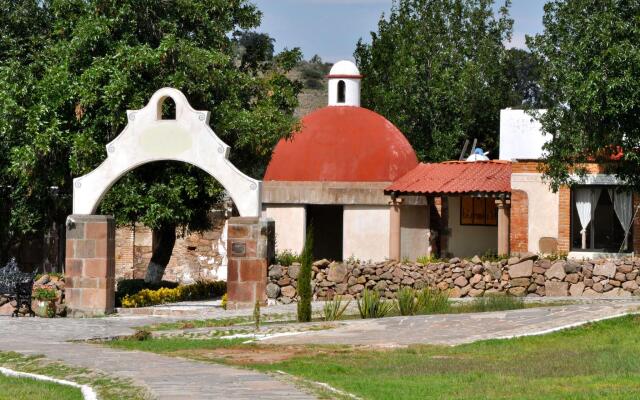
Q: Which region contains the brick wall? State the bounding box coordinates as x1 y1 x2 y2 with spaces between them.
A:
557 186 571 253
510 190 528 254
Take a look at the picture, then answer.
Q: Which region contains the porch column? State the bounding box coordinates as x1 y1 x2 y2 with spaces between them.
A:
496 199 511 256
389 198 402 261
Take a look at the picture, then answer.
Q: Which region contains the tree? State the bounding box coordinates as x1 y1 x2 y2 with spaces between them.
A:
297 228 313 323
354 0 514 161
235 31 275 71
0 1 302 280
503 48 544 108
527 0 640 191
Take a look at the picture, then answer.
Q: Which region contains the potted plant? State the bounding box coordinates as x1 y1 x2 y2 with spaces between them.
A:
32 288 58 318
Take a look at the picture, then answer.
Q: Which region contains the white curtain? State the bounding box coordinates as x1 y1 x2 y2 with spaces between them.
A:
608 189 633 250
574 188 601 249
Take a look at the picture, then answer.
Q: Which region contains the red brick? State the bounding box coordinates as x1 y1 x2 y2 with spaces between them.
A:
66 239 75 258
510 190 528 253
227 281 256 303
228 225 251 239
95 239 109 259
227 259 239 282
74 240 96 258
557 186 571 253
239 259 267 282
65 259 83 278
86 222 108 239
83 259 108 278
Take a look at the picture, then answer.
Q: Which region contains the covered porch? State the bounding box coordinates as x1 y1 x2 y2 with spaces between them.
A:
386 161 512 259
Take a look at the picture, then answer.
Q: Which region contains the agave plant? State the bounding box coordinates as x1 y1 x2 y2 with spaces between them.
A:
396 287 418 316
417 287 450 314
323 295 351 321
357 288 394 319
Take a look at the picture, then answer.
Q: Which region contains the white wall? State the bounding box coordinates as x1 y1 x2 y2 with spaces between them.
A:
262 205 306 254
328 78 361 107
511 173 560 254
343 205 390 262
401 205 430 261
447 197 498 258
499 109 548 161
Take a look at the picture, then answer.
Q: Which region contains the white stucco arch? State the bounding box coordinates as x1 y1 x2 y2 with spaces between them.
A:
72 88 261 217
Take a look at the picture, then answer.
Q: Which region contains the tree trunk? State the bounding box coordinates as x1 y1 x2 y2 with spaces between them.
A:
144 224 177 284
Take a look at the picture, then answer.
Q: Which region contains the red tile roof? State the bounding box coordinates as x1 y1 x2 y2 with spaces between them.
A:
385 161 512 195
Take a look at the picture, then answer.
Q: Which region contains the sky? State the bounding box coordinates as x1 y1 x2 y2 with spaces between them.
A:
251 0 547 62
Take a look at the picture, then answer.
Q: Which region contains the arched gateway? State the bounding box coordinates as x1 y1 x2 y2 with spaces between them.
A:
65 88 273 317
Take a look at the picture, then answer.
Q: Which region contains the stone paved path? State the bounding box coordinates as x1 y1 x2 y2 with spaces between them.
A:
0 315 315 400
262 301 640 347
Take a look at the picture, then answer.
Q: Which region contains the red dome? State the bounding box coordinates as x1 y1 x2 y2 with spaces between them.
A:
264 107 418 182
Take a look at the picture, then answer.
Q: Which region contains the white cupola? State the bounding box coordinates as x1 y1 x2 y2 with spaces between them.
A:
327 60 362 107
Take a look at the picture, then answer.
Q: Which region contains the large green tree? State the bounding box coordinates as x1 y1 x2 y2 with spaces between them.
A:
355 0 514 161
0 0 302 280
528 0 640 191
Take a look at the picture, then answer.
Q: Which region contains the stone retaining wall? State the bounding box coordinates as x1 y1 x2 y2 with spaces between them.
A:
267 254 640 303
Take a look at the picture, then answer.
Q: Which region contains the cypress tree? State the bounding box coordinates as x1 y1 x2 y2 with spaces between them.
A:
297 228 314 322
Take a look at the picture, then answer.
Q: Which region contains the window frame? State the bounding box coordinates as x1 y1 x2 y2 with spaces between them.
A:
569 184 633 252
459 196 498 227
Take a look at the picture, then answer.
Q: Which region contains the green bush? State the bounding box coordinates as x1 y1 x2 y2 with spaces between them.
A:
417 287 450 314
396 287 419 316
275 250 301 266
323 295 350 321
464 294 525 313
115 279 179 307
297 229 314 322
120 280 226 308
357 289 394 319
416 255 443 264
32 287 57 301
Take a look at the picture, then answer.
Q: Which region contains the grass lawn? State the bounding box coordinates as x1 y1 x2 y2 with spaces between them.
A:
107 314 640 399
0 373 82 400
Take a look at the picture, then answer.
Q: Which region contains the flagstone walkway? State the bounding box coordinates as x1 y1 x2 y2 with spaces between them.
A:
0 299 639 399
0 315 315 400
261 300 640 347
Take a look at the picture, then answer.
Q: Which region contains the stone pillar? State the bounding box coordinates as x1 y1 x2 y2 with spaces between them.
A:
65 215 115 317
389 199 402 261
496 199 511 256
226 217 274 309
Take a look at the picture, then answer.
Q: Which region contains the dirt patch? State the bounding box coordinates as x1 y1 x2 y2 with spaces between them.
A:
170 345 353 365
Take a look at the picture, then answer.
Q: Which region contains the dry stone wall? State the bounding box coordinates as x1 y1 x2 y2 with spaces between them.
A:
267 254 640 303
115 213 226 284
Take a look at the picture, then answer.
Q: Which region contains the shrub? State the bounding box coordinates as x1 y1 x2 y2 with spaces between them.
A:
115 279 179 307
417 287 450 314
275 250 301 266
120 280 226 308
396 287 418 316
357 289 394 319
221 293 228 310
297 228 314 322
253 300 261 330
323 295 350 321
416 255 443 264
32 287 57 301
465 294 525 313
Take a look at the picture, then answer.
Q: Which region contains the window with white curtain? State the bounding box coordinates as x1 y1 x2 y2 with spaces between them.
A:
571 186 633 252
